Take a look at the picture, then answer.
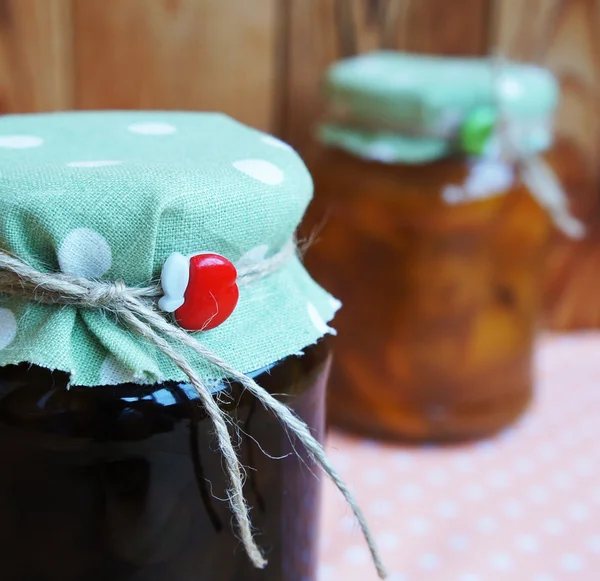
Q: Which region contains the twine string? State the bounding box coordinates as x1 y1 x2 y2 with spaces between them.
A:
0 244 387 579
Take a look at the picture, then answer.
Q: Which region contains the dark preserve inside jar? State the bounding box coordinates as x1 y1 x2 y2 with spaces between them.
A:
0 341 330 581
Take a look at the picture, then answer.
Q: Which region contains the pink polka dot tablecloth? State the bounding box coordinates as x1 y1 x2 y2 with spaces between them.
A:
318 334 600 581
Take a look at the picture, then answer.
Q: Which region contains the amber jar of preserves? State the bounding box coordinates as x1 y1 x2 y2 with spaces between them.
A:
304 52 582 442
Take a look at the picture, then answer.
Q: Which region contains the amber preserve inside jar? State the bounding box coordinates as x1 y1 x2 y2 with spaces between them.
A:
303 52 575 442
0 341 330 581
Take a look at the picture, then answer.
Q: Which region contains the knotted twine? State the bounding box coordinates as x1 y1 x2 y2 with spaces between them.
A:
0 242 387 579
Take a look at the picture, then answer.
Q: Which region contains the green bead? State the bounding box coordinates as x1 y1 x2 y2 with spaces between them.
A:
460 106 497 156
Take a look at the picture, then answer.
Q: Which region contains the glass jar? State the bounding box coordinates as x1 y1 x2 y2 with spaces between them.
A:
0 342 330 581
0 111 343 580
305 150 549 441
303 52 576 442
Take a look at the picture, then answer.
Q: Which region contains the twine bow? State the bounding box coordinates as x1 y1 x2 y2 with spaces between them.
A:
0 243 387 578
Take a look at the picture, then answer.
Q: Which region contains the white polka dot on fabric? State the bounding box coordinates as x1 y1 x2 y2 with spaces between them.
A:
364 468 385 486
407 516 430 535
371 499 393 517
387 574 408 581
490 553 513 571
476 516 497 533
417 553 440 570
503 499 523 518
307 302 336 336
378 531 399 550
58 228 112 278
568 502 590 521
233 159 285 186
67 160 123 168
318 565 334 581
261 134 292 150
128 122 177 135
436 500 459 518
543 517 565 535
517 534 541 552
236 244 269 269
398 483 421 501
587 535 600 553
449 534 470 551
343 545 369 565
0 135 44 148
560 553 585 572
460 574 482 581
99 356 133 386
0 308 17 350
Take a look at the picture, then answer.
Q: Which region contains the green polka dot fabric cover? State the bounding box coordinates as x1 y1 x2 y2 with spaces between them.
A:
0 111 338 386
319 51 559 164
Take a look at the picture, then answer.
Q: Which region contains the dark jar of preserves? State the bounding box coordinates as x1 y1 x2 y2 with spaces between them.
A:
0 343 330 581
0 111 341 580
303 52 582 442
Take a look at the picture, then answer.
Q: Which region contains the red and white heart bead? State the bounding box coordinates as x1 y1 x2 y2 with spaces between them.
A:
158 252 239 332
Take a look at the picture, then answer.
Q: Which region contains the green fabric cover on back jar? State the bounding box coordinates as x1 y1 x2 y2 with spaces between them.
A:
0 111 339 386
319 51 559 164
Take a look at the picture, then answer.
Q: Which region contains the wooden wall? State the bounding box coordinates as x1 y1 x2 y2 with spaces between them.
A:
0 0 599 328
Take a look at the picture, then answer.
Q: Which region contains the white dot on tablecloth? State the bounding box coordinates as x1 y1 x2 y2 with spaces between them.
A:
378 531 399 550
261 134 292 150
449 534 470 551
476 516 498 533
407 516 430 535
99 356 133 386
587 535 600 553
490 553 513 571
387 574 408 581
0 308 17 350
58 228 112 278
543 517 565 535
307 302 335 335
0 135 44 148
128 122 176 135
436 500 459 518
364 468 385 486
489 469 510 488
568 502 590 521
560 553 585 572
534 574 555 581
339 515 357 533
503 499 523 518
318 564 334 580
552 472 573 490
516 534 541 552
427 468 447 485
464 483 486 502
459 574 482 581
417 553 440 570
66 160 122 168
371 499 393 516
398 483 421 501
528 486 550 504
343 545 369 565
393 451 414 470
233 159 285 186
575 458 594 476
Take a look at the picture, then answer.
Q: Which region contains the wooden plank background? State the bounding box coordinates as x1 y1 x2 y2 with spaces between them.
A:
0 0 599 328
